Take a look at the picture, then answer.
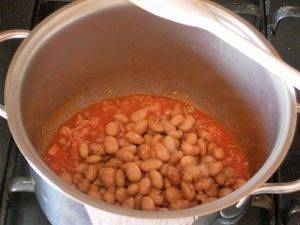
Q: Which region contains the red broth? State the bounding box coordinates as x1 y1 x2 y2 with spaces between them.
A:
43 94 249 210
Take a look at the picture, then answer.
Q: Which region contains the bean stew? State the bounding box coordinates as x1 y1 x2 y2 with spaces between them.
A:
43 94 249 211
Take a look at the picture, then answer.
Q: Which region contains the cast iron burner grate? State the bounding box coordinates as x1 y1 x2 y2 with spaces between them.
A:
0 0 299 224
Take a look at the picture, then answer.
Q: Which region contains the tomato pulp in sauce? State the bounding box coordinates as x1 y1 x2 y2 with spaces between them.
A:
44 94 249 180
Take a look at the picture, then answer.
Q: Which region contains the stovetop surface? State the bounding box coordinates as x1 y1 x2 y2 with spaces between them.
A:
0 0 299 225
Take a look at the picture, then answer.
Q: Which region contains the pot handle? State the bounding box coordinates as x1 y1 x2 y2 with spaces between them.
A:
251 104 300 194
236 104 300 208
236 179 300 208
251 179 300 195
0 30 30 119
242 105 300 199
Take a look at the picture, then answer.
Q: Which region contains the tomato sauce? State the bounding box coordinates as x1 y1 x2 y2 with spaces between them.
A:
43 94 249 179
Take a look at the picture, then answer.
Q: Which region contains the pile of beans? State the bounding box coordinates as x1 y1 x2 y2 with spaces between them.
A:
48 98 248 211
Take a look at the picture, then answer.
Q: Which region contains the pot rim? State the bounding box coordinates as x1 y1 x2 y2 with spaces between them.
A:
4 0 297 219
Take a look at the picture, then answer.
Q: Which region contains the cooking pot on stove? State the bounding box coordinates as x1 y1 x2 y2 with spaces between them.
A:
1 0 300 224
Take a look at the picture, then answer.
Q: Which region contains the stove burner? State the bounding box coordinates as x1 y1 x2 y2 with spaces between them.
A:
283 199 300 225
269 6 300 35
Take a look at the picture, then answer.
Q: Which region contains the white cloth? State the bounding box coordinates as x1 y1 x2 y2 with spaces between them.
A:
85 205 195 225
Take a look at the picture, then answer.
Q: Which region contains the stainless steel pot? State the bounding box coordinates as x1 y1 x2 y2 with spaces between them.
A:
1 0 300 224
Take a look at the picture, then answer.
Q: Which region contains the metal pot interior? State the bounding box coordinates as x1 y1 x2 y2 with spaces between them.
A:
11 0 294 216
20 1 292 175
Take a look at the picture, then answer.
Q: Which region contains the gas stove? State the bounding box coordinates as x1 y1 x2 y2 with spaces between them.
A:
0 0 299 225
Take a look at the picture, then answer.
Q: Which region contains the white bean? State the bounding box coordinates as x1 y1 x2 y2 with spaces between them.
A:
114 113 129 124
171 115 184 127
168 130 183 139
148 120 164 133
141 196 155 211
131 109 147 122
138 177 151 195
86 155 102 164
161 120 176 133
104 136 119 154
116 149 135 162
137 144 151 160
132 119 148 135
163 135 177 150
154 142 170 161
181 142 195 156
115 169 125 187
126 162 142 182
106 122 118 136
85 165 98 182
140 159 163 172
149 169 163 189
116 188 128 203
126 132 144 145
186 133 197 145
78 143 89 158
179 115 195 132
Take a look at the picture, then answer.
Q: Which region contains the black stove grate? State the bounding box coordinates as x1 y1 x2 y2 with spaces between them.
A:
0 0 299 224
